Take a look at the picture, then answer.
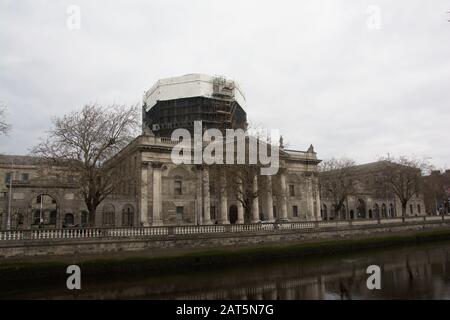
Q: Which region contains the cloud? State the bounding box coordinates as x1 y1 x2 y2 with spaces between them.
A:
0 0 449 168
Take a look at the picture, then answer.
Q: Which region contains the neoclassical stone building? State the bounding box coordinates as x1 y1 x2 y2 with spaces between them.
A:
97 134 321 227
0 155 88 229
320 161 426 220
1 74 322 229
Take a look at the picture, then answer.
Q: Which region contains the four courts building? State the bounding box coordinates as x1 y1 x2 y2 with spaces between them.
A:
101 74 322 227
1 74 322 229
0 74 426 230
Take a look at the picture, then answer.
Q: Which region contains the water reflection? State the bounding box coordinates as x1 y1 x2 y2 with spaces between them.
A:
4 242 450 299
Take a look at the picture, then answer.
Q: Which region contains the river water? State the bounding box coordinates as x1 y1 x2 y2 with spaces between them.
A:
4 241 450 299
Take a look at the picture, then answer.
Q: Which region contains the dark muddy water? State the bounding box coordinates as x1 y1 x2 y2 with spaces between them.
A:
3 241 450 299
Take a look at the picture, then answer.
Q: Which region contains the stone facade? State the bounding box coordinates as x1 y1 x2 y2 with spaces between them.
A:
0 139 321 230
0 155 88 229
97 135 322 227
320 161 426 220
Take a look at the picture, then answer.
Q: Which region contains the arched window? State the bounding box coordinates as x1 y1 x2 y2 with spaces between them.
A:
122 205 134 227
102 205 115 227
417 204 421 215
64 213 74 226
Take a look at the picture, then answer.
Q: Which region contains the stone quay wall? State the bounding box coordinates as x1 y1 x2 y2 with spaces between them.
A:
1 217 449 259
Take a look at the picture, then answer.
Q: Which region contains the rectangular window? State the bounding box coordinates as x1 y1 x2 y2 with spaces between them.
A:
273 206 277 218
289 185 295 197
176 206 184 221
293 206 298 217
21 173 29 182
5 172 12 184
174 180 182 195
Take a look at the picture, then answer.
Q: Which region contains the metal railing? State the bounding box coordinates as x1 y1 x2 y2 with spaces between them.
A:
0 215 447 242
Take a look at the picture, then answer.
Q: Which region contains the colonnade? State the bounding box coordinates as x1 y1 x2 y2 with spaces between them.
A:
140 163 290 226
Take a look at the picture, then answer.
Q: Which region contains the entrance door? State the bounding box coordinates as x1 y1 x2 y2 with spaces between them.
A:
229 205 238 224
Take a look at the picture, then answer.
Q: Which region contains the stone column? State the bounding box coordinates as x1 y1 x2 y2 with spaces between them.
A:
237 176 245 224
306 177 314 220
219 173 229 224
280 172 288 221
140 162 150 226
151 162 163 226
252 174 260 223
266 175 274 222
314 177 322 221
203 166 212 225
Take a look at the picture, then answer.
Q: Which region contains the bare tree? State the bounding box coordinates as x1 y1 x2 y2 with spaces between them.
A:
31 104 139 224
319 157 356 220
422 169 450 215
206 134 282 222
377 156 431 221
0 104 11 135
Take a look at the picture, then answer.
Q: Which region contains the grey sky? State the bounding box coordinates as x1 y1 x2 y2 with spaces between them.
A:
1 0 449 168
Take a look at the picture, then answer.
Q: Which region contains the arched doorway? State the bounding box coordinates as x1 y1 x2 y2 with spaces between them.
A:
229 205 238 224
357 199 366 218
31 194 58 228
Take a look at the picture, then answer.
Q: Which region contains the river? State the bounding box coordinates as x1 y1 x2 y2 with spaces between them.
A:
3 241 450 299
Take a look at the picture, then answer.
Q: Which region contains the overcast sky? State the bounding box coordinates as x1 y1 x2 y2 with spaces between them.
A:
1 0 449 168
